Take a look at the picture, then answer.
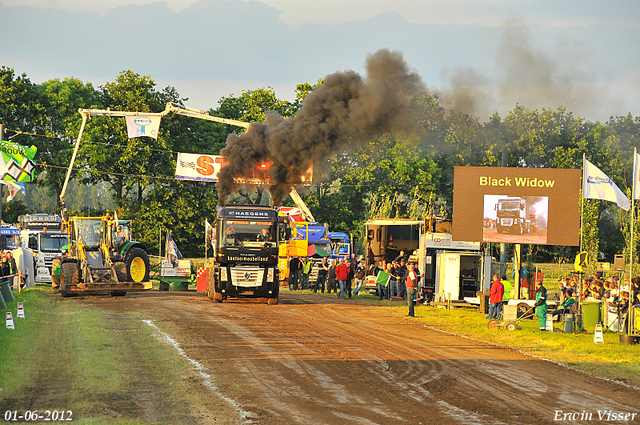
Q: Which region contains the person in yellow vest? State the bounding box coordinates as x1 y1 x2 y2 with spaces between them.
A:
301 257 313 290
501 274 512 304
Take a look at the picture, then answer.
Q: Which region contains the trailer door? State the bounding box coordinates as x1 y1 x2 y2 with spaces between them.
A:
436 252 460 300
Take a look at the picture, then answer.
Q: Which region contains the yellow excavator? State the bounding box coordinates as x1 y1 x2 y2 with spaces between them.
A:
52 215 150 297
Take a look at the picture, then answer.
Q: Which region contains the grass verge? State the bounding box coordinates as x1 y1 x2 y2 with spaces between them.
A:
0 286 231 424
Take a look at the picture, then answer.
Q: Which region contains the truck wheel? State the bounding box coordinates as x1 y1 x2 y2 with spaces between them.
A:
267 297 279 305
51 258 62 290
61 262 80 286
213 290 223 303
124 248 150 282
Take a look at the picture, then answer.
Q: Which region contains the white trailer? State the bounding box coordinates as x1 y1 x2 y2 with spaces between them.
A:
364 218 491 302
418 232 491 302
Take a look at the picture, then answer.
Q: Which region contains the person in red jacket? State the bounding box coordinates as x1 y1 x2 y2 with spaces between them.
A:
335 259 349 299
405 262 420 317
486 274 505 320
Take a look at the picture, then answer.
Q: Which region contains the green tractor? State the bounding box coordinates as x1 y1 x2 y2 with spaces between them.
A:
53 215 151 297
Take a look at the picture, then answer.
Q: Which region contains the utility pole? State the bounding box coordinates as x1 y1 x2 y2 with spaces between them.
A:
500 146 507 276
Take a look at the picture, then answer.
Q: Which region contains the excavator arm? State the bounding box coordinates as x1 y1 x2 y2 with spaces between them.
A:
61 102 312 216
59 103 251 219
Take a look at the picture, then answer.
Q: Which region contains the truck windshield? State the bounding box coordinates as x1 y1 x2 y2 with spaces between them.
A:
221 220 274 248
499 201 520 211
6 236 18 250
40 234 68 252
330 237 349 255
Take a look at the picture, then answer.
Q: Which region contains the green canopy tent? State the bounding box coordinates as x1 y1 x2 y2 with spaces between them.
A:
307 244 330 258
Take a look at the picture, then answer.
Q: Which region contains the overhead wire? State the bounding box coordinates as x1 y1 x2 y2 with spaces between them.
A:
7 128 438 190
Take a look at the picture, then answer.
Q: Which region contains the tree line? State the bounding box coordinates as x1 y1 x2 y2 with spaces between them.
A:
1 66 639 271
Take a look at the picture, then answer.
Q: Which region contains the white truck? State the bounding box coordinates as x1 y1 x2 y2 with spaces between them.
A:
18 214 68 284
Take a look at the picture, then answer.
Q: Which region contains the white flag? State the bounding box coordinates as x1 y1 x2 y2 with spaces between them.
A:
205 219 213 245
583 159 630 210
166 233 183 267
125 115 161 140
1 181 25 202
633 150 640 200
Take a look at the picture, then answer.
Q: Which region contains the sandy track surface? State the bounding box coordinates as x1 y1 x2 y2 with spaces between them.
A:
83 291 639 424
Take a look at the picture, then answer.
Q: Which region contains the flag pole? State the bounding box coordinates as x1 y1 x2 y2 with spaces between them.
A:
631 148 636 283
629 148 637 336
204 220 208 261
579 153 586 313
581 153 585 253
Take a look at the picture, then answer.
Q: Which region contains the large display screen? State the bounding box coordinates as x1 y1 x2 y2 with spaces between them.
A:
453 167 581 246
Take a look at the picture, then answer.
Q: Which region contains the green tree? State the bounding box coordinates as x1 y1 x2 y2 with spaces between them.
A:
0 67 45 131
216 86 297 123
38 77 101 211
80 70 182 208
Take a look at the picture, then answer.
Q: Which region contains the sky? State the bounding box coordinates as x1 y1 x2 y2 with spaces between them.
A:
1 0 639 121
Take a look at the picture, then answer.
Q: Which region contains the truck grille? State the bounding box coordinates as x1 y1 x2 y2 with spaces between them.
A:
230 267 264 287
500 218 514 226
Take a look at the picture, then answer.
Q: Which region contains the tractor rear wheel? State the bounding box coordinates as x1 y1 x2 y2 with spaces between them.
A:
124 248 150 282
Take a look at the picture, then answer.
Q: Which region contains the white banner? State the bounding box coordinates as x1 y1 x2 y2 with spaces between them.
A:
633 150 640 200
175 153 313 185
583 159 630 211
175 153 224 182
125 115 161 140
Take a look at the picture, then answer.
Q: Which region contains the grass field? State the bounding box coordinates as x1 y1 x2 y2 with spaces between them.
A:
305 288 640 388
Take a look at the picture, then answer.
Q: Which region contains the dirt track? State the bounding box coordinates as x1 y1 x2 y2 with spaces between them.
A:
82 291 639 424
483 228 548 244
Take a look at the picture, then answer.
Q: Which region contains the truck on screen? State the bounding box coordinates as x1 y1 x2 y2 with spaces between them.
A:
495 197 530 235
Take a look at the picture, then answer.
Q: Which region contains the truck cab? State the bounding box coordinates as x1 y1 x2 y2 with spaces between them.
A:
18 214 67 284
328 232 351 260
495 197 529 235
210 205 288 304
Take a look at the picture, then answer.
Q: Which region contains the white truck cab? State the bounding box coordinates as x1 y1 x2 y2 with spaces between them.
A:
18 214 68 284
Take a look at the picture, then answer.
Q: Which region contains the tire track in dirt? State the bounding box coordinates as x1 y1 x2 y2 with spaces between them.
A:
84 292 640 425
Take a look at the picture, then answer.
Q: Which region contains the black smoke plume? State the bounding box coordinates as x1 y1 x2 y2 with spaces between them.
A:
218 48 425 205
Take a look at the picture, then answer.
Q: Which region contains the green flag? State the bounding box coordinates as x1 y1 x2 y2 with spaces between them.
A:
375 271 391 287
0 140 37 183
